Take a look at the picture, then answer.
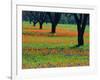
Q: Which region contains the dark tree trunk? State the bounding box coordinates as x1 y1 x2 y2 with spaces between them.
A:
74 14 88 47
51 24 57 33
47 13 61 33
77 27 84 46
39 22 43 29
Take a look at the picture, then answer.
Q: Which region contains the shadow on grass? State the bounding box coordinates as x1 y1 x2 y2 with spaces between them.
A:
69 45 83 49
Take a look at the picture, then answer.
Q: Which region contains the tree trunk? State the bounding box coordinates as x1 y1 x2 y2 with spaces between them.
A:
78 14 88 46
74 14 88 47
47 13 61 33
40 23 43 29
77 28 84 46
51 24 56 33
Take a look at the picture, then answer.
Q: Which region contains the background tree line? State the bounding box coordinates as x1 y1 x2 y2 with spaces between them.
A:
22 11 89 24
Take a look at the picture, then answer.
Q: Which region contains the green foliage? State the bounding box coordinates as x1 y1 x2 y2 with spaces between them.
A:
22 11 89 24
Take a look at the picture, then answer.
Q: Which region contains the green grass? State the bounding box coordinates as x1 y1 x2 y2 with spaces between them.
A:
23 52 89 68
22 21 89 69
22 21 89 32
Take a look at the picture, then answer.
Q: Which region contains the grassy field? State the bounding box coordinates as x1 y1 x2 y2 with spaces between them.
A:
22 21 89 69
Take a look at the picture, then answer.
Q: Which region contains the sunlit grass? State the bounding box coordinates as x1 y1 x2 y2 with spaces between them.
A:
22 52 89 69
22 21 89 32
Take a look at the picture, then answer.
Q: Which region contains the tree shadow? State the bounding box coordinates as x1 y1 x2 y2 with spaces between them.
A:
69 44 82 49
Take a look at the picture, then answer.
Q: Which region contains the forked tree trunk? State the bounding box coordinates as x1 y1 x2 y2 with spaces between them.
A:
74 14 88 46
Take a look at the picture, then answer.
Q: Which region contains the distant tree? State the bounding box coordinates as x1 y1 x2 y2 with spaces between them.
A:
27 11 34 24
22 11 29 21
29 12 48 29
73 14 89 46
38 12 47 29
47 12 61 33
